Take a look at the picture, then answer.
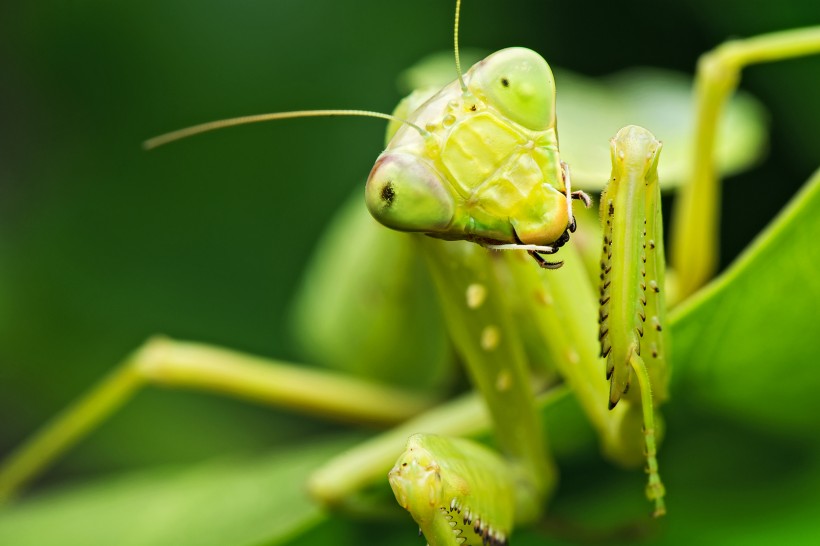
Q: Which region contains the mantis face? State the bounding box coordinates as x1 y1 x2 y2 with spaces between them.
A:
365 48 573 261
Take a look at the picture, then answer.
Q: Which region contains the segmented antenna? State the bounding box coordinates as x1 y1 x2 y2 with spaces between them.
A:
454 0 468 92
144 109 426 150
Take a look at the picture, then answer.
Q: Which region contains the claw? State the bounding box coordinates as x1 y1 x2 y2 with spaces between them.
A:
527 249 564 269
571 190 592 208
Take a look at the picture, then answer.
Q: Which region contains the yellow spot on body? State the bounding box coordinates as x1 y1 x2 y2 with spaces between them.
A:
566 349 580 365
496 369 512 391
443 114 456 126
480 325 500 351
534 289 553 306
466 283 487 309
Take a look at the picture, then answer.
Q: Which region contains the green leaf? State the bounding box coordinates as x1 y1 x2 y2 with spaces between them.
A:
655 414 820 546
557 68 768 190
0 436 358 546
670 168 820 436
513 412 820 546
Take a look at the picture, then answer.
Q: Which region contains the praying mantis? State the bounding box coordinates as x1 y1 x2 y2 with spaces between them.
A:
1 0 820 544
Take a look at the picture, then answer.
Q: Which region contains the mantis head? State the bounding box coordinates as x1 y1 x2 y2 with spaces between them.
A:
388 434 443 527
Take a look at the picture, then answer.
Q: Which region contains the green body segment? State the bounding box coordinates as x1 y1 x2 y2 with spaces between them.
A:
290 192 452 390
419 237 554 516
389 434 514 546
366 48 569 248
598 125 668 516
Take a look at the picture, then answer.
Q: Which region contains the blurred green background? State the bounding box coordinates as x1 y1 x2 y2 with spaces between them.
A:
1 0 819 543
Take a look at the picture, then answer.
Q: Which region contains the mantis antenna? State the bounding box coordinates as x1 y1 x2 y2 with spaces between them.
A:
453 0 468 93
143 109 427 150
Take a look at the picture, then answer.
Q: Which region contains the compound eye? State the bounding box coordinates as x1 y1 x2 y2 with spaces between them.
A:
471 47 556 131
365 153 455 233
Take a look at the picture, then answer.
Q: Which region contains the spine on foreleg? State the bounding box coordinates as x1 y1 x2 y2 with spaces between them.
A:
389 434 515 546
